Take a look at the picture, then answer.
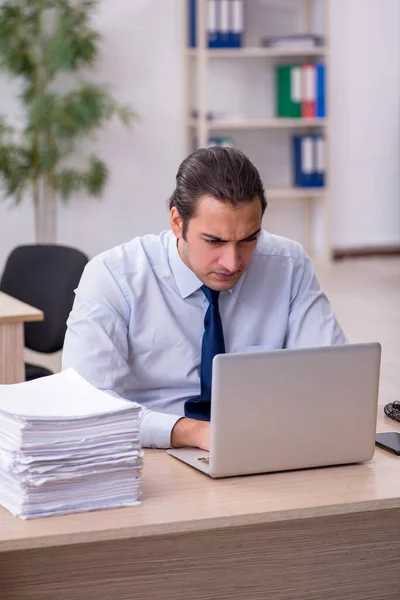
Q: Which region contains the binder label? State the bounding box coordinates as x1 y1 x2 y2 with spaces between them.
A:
303 65 316 101
220 0 229 33
302 137 313 174
232 0 244 33
291 67 301 103
208 0 217 33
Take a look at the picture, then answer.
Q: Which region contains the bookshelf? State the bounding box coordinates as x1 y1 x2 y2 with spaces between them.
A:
183 0 331 260
186 47 328 59
188 117 327 130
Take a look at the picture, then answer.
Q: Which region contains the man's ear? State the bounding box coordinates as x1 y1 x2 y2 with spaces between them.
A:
170 207 183 238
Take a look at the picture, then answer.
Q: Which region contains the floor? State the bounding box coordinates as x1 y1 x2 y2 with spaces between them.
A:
26 257 400 406
316 256 400 405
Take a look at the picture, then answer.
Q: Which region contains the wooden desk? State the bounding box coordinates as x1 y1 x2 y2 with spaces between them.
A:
0 292 43 384
1 412 400 600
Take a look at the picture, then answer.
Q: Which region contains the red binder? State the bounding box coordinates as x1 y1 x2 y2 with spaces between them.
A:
302 63 316 118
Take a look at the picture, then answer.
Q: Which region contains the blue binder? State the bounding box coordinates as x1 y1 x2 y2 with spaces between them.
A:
293 135 314 187
292 135 325 187
208 0 220 48
189 0 196 48
316 63 326 117
189 0 218 48
189 0 244 49
218 0 230 48
229 0 244 48
313 134 325 187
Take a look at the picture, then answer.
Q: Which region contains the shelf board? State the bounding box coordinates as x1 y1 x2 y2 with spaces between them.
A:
266 187 327 201
188 118 326 130
186 46 328 59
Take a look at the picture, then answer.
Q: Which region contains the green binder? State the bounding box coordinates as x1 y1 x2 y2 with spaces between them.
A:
275 65 302 118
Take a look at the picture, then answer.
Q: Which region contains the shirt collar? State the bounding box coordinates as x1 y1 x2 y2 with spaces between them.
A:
167 232 237 299
168 232 203 299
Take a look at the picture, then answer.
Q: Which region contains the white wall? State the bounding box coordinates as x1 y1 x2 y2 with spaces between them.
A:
0 0 400 271
0 0 185 272
330 0 400 250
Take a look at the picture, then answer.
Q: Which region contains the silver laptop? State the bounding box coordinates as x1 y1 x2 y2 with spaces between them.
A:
168 342 381 478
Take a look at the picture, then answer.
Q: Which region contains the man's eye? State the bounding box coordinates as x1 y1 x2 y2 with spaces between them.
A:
205 239 221 245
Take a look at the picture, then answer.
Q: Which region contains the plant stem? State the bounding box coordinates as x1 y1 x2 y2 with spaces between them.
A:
32 5 42 243
42 8 58 243
44 129 58 243
42 175 56 243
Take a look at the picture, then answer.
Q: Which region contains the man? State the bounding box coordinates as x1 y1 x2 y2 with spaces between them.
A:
62 147 347 451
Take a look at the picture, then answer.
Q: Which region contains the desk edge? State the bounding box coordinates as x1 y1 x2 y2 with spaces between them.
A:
0 313 44 325
1 496 400 554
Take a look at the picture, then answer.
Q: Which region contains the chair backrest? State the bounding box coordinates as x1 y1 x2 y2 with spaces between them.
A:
0 244 88 353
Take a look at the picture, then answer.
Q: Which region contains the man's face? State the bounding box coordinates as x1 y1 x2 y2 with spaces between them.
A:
171 195 262 292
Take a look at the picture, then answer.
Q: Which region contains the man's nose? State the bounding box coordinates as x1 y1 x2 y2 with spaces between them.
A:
218 246 240 272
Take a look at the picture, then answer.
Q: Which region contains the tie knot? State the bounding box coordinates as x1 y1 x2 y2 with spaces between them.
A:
201 285 220 306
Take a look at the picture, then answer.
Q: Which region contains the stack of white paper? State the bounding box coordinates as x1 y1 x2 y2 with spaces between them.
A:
0 368 143 519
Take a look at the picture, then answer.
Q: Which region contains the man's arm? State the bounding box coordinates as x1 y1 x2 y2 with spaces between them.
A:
62 256 206 449
284 252 348 347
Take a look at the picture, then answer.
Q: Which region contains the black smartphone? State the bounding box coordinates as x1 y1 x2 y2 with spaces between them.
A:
375 432 400 456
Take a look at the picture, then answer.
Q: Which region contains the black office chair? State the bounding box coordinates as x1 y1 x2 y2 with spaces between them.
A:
0 244 88 380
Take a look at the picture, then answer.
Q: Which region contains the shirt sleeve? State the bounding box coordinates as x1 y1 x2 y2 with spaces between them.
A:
284 252 348 348
61 257 182 449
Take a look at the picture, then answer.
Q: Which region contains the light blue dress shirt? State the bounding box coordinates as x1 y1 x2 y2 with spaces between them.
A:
62 230 347 448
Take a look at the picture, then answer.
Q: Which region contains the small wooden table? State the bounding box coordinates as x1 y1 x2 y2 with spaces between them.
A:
0 291 43 384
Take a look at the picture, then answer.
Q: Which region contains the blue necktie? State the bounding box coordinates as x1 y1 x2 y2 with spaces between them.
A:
185 285 225 421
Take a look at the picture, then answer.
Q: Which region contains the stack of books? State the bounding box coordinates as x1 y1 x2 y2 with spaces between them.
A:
0 369 143 519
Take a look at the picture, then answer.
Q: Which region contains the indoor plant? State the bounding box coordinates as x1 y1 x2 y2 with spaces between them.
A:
0 0 135 243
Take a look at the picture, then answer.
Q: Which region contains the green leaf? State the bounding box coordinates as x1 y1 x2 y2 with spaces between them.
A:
56 155 107 202
0 117 15 138
85 155 108 196
0 143 33 201
40 146 60 172
0 4 36 77
43 1 101 74
56 168 85 202
44 84 133 141
116 104 137 128
26 91 56 135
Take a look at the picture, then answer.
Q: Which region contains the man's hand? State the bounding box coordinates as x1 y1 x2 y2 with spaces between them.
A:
171 418 210 450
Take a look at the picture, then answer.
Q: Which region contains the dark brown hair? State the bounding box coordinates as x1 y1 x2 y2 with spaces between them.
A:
169 147 267 239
